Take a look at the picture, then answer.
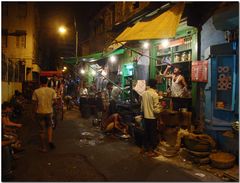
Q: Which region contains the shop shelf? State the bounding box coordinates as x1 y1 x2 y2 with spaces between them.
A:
157 53 171 56
173 48 192 54
156 60 192 66
172 60 192 64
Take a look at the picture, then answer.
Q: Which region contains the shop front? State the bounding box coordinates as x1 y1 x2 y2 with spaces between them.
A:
149 21 198 128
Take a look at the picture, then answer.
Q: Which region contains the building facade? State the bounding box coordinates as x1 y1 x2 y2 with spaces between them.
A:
2 2 40 101
81 2 150 55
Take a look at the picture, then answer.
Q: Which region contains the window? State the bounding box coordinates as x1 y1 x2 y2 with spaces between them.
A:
133 2 140 9
17 2 27 18
2 29 8 48
16 30 26 48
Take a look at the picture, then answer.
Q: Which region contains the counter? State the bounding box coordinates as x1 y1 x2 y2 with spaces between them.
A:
158 109 192 130
160 96 192 111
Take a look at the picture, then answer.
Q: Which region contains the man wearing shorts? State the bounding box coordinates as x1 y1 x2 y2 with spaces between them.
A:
32 76 57 152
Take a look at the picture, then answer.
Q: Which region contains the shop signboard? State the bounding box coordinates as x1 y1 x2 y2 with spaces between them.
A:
191 61 208 82
133 80 146 96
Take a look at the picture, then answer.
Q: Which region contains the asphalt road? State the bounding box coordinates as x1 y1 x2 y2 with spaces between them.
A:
10 104 220 182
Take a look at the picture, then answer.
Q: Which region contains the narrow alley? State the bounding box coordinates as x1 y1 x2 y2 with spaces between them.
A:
10 104 222 182
2 2 239 182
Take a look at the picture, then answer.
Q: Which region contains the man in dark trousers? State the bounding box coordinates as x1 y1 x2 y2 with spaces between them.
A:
141 79 162 157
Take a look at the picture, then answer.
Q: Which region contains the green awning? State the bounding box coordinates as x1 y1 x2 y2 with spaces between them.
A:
103 48 125 57
80 52 103 60
63 48 125 64
63 57 78 64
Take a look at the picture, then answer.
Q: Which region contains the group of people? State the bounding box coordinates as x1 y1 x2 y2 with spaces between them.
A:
77 65 188 157
2 64 187 160
79 80 129 137
2 76 59 178
2 101 24 179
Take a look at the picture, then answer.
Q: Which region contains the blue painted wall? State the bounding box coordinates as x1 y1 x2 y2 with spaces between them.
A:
201 17 227 59
200 16 239 156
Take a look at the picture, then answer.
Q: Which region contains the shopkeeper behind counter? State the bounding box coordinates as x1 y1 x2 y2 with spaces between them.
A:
163 65 188 98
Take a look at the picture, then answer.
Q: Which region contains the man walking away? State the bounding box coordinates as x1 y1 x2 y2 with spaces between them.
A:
32 76 57 152
141 79 162 157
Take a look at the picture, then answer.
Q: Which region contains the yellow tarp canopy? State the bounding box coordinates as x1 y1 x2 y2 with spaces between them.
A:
115 3 185 42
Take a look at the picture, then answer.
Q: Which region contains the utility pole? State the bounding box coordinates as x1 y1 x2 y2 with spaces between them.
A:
74 16 78 64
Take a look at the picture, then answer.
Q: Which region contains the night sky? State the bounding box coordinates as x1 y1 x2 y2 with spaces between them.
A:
38 2 109 40
37 2 109 70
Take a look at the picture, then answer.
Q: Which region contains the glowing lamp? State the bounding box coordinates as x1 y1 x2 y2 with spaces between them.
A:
143 42 150 49
110 55 116 63
161 39 169 48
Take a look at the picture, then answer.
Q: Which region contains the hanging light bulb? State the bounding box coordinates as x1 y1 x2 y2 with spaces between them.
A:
161 39 170 48
143 42 150 49
80 69 85 74
110 55 116 63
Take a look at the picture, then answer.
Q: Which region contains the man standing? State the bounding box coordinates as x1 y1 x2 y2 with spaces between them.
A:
141 79 162 157
109 81 122 115
32 76 57 152
163 65 188 97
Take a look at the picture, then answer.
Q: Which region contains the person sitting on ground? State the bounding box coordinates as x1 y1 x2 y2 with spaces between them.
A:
2 102 22 130
2 138 15 180
2 102 24 153
101 113 129 137
10 90 24 118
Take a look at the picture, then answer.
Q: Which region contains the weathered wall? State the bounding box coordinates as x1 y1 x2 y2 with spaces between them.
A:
2 82 22 102
201 17 227 58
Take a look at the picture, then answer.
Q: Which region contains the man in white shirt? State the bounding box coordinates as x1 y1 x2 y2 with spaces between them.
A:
32 76 57 152
141 79 162 157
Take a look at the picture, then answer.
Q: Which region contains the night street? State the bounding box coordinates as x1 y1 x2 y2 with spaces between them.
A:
9 104 222 182
2 2 239 182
